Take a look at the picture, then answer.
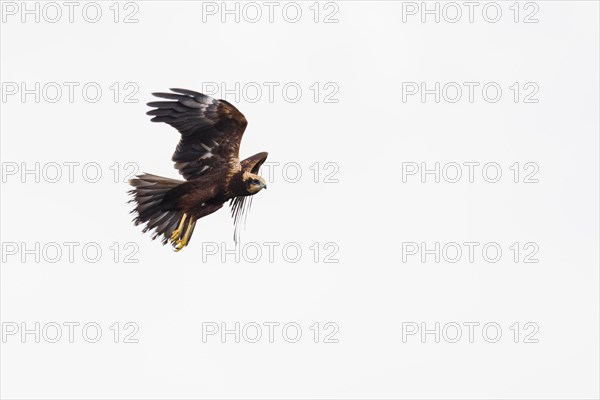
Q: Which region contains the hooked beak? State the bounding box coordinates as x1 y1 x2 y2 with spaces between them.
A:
261 182 268 190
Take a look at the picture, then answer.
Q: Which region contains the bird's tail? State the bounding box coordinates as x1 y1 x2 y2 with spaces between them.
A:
128 173 186 245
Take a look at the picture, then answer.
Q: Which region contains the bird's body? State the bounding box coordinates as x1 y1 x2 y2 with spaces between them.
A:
128 88 268 251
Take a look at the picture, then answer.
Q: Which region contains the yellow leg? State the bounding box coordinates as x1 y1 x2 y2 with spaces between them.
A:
170 213 188 241
174 218 195 252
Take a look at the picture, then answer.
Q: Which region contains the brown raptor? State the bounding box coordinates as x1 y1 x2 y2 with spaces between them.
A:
128 88 268 251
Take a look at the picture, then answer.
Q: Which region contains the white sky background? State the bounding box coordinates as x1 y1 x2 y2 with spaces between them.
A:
1 1 599 399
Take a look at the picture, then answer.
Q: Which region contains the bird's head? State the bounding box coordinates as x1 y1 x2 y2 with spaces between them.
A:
243 172 267 194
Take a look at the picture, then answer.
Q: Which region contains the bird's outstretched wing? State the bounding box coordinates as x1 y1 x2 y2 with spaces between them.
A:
240 152 269 174
230 152 269 243
147 88 248 181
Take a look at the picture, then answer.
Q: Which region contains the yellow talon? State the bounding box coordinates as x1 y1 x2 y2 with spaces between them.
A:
173 217 195 252
173 239 186 252
170 213 188 241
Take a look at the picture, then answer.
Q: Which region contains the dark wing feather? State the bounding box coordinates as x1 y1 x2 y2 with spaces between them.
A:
147 88 248 180
229 152 269 243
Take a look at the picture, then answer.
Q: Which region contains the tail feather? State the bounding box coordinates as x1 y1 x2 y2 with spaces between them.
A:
129 174 184 245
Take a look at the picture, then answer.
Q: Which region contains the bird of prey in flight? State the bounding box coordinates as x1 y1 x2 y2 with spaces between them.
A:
129 88 268 251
